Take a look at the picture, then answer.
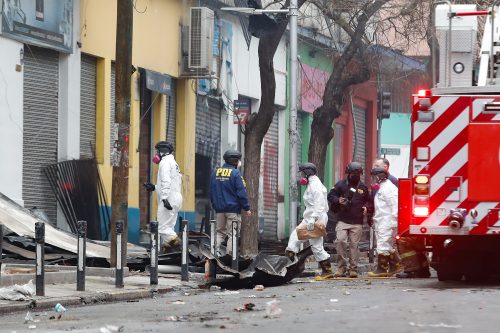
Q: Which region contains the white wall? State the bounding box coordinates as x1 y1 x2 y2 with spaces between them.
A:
0 36 24 204
58 0 81 161
381 144 411 179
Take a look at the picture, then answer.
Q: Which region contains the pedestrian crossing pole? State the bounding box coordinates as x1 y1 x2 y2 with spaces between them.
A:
35 222 45 296
209 219 217 279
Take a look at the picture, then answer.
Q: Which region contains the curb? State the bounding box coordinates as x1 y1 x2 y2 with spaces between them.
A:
0 286 174 315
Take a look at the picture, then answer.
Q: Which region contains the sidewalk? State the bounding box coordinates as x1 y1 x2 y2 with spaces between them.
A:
0 272 191 315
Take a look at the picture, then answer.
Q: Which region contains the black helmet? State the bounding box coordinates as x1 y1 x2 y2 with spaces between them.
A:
371 167 388 181
223 149 242 162
299 162 317 177
155 141 174 154
346 162 363 174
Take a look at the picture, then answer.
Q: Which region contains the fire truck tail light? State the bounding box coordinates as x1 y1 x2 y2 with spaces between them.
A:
417 89 432 98
415 175 429 184
416 147 430 161
414 184 430 195
414 196 429 206
418 110 435 122
414 207 430 217
420 227 428 233
418 97 431 109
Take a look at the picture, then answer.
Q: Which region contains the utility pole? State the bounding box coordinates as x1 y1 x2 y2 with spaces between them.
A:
110 0 133 268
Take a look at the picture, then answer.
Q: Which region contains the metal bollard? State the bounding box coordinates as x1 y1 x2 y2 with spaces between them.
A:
209 219 217 279
150 221 158 285
115 220 124 288
77 221 87 291
35 222 45 296
181 220 189 282
231 220 239 271
0 224 3 280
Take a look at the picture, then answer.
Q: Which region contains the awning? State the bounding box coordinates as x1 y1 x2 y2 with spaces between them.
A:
142 68 173 96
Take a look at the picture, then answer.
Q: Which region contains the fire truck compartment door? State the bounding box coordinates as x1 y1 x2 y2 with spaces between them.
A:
468 123 500 201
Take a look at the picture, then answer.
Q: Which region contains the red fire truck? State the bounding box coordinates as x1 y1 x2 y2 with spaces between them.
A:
399 3 500 281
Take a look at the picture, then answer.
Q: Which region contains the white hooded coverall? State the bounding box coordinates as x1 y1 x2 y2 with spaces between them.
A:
156 153 183 242
373 179 398 255
286 175 330 262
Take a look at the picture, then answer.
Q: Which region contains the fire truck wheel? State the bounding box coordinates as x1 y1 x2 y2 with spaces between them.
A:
437 266 463 282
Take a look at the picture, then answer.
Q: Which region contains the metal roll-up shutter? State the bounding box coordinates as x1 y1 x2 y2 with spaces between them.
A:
196 96 221 170
110 63 116 164
262 112 279 240
352 106 366 168
166 79 177 148
80 54 97 158
23 45 59 224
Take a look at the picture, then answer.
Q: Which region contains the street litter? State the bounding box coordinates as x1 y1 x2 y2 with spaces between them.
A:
24 311 34 324
28 325 36 329
170 300 185 305
409 322 462 328
403 289 416 292
254 285 265 291
165 316 187 322
324 309 341 312
54 303 67 313
265 300 282 317
234 303 255 312
0 280 35 301
343 290 351 295
330 299 339 303
209 286 221 291
248 295 257 298
99 325 124 333
214 290 240 296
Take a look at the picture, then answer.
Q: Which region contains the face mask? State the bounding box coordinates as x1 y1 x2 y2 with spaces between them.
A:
349 174 360 184
152 154 162 164
237 161 242 168
299 177 309 186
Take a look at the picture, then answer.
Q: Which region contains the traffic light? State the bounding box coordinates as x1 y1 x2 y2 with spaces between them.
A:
380 92 391 119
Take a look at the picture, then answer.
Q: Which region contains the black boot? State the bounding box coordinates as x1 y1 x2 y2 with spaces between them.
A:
368 254 390 277
388 252 404 276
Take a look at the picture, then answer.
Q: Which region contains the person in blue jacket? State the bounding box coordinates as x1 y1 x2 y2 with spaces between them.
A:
210 149 252 256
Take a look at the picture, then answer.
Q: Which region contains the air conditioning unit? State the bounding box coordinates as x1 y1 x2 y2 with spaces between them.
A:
188 7 214 71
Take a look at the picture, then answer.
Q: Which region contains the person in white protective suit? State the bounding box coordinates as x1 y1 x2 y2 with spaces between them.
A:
143 141 183 253
368 167 403 277
285 162 333 280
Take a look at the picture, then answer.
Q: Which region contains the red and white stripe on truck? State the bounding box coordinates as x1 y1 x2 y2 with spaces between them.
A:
399 90 500 236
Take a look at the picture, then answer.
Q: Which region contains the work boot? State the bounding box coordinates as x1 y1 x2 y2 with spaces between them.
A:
348 269 358 278
315 260 334 281
387 252 404 276
333 266 347 278
368 254 390 277
285 250 296 262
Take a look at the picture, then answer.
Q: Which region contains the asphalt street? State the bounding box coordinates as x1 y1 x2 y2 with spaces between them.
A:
2 276 500 333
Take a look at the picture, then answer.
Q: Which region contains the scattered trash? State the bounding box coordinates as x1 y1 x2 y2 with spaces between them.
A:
324 309 341 312
184 292 191 296
254 285 265 291
234 303 255 312
209 286 221 291
28 325 36 329
54 303 67 313
24 311 34 324
165 316 187 322
343 290 351 296
0 280 35 301
265 300 282 317
409 322 462 328
99 325 124 333
170 300 185 305
248 295 257 298
330 299 339 303
214 291 240 296
403 289 416 292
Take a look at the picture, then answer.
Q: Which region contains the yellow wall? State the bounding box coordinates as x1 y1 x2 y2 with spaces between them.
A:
81 0 195 214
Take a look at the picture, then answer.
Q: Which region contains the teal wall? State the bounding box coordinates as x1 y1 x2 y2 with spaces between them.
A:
381 113 411 145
